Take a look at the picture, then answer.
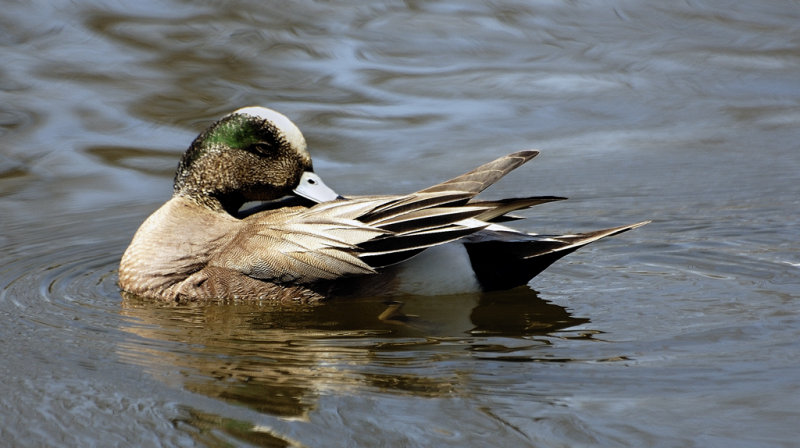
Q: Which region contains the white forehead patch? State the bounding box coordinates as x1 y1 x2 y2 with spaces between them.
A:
230 106 308 153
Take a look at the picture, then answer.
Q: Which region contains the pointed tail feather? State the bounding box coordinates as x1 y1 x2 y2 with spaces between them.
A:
523 221 651 258
464 221 650 290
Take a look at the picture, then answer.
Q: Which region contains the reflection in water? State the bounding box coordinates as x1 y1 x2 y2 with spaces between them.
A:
173 408 301 448
470 287 588 336
119 288 589 422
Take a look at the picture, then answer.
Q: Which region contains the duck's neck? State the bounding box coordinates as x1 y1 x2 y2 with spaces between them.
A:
178 192 243 217
214 193 247 216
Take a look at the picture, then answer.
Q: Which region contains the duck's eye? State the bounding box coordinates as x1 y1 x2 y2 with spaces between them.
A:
249 142 273 154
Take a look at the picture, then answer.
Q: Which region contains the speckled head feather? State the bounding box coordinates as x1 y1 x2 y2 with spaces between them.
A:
173 107 314 212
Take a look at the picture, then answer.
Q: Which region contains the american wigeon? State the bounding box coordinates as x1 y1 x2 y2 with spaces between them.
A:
119 106 648 303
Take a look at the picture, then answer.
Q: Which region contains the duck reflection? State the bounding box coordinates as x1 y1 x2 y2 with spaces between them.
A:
118 288 588 418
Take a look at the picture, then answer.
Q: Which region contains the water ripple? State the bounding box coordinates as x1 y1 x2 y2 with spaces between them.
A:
0 223 132 374
4 0 800 445
0 203 607 434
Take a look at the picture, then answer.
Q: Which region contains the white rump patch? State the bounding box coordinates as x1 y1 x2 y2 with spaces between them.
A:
392 243 482 295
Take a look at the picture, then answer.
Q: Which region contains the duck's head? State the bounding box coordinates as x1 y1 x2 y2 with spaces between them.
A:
173 106 340 214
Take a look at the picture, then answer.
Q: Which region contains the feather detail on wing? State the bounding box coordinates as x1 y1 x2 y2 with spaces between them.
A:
418 150 538 195
207 150 644 287
469 196 566 222
211 199 391 283
210 195 491 283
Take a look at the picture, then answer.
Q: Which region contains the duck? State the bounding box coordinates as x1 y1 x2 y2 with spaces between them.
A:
119 106 648 303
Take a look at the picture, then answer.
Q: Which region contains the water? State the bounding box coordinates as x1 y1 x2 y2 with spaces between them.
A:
2 0 799 446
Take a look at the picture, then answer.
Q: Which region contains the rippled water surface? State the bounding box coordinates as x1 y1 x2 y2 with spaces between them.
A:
2 1 799 446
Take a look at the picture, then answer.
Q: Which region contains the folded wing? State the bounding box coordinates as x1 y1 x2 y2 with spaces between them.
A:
211 150 647 289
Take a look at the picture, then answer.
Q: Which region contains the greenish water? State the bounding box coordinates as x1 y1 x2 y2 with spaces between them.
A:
2 1 799 446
